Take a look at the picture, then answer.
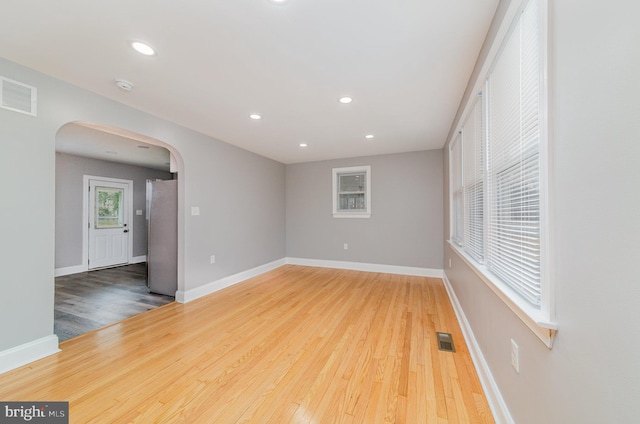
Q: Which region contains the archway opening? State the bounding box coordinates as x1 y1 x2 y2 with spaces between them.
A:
54 121 185 341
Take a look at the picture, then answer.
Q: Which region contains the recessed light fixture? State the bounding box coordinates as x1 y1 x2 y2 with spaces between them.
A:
250 114 262 120
365 134 375 139
299 143 308 147
131 41 156 56
106 151 118 155
268 0 289 4
339 96 353 104
137 145 150 149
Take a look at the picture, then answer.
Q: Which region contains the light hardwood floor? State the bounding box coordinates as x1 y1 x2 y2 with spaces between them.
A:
0 265 493 423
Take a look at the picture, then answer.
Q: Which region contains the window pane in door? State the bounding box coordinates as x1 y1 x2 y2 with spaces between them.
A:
96 187 124 228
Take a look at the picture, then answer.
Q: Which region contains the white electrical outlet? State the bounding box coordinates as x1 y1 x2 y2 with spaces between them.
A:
511 339 520 373
210 255 216 264
191 206 200 216
343 243 348 250
136 209 143 216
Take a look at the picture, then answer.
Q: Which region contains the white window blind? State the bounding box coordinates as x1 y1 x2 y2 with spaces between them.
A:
450 134 463 245
486 0 541 307
462 95 485 263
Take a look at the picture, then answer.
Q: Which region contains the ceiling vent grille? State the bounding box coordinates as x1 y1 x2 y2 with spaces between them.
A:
1 76 37 116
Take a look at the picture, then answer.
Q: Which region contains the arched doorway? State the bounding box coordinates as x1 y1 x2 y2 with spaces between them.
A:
54 121 185 341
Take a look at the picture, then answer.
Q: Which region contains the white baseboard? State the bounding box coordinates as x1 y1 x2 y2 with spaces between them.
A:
55 256 147 277
175 258 443 304
442 272 514 424
54 264 87 277
175 258 287 303
285 257 444 278
0 335 60 375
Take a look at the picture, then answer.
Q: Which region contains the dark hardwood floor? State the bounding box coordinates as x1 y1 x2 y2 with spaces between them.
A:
55 263 174 342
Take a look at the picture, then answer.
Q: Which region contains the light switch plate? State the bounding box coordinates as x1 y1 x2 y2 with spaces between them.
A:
191 206 200 216
136 210 143 216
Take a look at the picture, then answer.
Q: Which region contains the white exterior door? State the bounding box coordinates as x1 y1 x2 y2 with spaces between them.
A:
88 179 130 269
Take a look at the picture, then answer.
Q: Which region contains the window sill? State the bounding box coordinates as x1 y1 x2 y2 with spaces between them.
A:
333 213 371 219
447 241 557 348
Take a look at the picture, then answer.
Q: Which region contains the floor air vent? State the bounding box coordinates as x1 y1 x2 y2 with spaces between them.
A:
1 76 37 116
436 332 456 352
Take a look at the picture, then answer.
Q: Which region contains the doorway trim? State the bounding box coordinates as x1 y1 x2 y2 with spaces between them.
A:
82 175 134 271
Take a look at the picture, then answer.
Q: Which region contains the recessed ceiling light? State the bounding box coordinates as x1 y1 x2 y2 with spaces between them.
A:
339 96 353 104
137 145 150 149
299 143 308 147
365 134 375 139
250 114 262 120
106 151 118 155
131 41 156 56
268 0 289 4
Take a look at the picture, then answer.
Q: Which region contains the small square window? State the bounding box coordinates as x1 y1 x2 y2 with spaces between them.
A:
332 166 371 218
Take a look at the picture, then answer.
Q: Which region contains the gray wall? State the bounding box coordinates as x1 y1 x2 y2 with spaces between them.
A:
55 152 173 268
0 57 285 352
286 150 443 269
443 1 640 422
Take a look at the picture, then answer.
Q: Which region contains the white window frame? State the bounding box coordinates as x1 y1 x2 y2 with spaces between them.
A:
332 165 371 218
450 134 463 245
448 0 556 347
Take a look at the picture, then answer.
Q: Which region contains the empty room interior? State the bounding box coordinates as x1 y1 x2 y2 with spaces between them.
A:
1 0 639 423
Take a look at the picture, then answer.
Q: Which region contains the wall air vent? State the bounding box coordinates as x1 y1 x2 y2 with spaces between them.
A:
1 76 37 116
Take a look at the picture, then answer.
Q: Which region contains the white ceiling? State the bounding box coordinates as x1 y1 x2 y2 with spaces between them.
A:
57 123 171 171
1 0 498 164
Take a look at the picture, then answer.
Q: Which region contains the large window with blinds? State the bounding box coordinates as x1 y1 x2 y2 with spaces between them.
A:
463 95 485 264
449 0 547 314
486 0 542 307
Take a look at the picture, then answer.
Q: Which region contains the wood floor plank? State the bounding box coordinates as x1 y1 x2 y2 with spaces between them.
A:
54 263 174 341
0 265 494 423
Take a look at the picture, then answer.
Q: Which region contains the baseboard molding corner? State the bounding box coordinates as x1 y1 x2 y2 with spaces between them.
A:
442 272 514 424
285 257 444 278
176 258 287 303
0 335 60 375
131 255 147 264
54 264 87 277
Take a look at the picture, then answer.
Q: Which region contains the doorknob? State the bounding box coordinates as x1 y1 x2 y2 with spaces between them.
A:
124 229 129 233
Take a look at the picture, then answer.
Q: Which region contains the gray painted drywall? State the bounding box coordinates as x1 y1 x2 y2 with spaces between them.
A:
286 150 443 269
0 57 285 352
443 1 640 422
55 152 173 268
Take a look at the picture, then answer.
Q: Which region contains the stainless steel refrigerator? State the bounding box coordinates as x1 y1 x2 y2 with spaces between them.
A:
146 179 177 296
